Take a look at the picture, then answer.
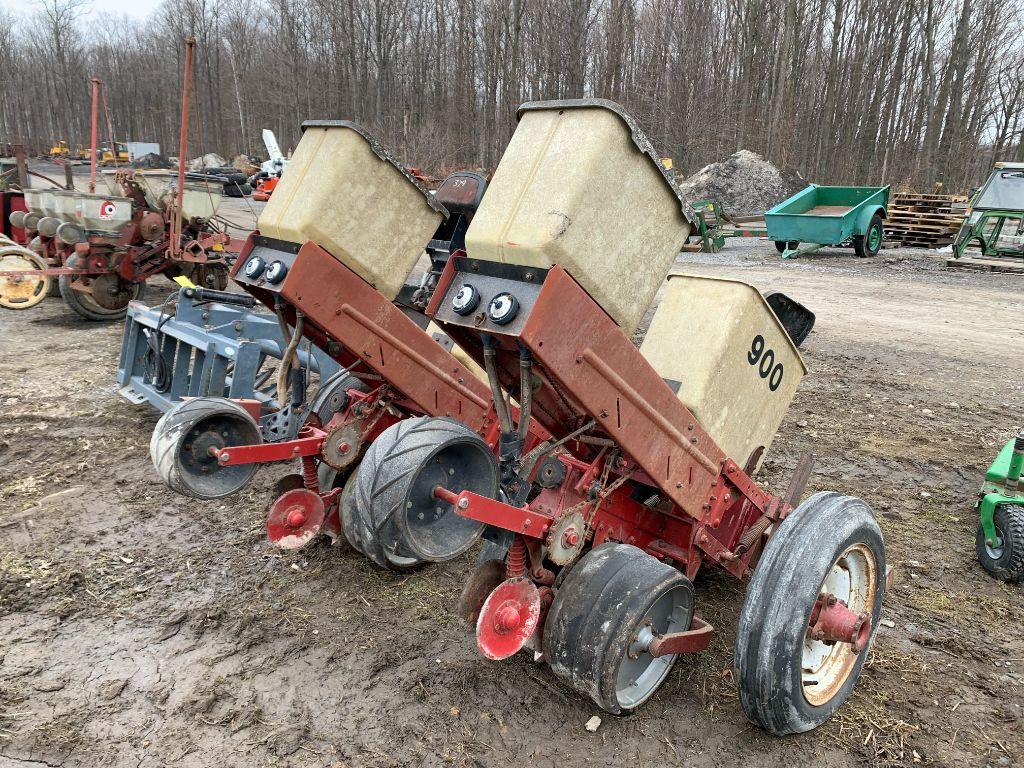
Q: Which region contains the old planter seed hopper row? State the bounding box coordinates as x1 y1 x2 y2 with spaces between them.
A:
152 101 887 735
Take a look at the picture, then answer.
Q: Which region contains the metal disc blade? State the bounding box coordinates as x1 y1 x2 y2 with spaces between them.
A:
476 577 541 661
267 488 325 550
458 559 507 627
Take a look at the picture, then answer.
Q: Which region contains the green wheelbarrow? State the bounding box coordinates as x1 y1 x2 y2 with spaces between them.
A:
765 184 890 259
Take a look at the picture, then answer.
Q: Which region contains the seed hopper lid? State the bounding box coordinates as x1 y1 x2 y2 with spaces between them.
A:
516 99 698 228
300 119 448 218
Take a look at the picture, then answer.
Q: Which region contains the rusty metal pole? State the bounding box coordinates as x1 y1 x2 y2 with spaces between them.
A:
172 37 196 259
89 77 100 193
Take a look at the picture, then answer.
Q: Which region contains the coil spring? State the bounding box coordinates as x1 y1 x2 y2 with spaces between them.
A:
301 455 318 491
506 535 527 578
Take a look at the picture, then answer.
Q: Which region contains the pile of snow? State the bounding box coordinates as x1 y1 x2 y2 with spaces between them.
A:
677 150 805 216
187 152 227 171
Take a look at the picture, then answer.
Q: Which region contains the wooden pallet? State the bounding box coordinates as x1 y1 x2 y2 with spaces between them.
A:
945 256 1024 273
885 192 966 248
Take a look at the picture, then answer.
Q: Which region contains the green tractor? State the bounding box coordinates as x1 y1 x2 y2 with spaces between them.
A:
953 162 1024 260
976 432 1024 581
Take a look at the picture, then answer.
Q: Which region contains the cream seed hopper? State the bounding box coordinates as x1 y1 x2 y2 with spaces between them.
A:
425 98 887 734
152 119 548 571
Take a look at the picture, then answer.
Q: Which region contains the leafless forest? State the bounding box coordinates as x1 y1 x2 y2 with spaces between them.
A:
1 0 1022 191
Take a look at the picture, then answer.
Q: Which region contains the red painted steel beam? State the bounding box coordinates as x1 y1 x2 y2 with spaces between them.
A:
647 616 715 657
436 488 553 539
214 427 326 466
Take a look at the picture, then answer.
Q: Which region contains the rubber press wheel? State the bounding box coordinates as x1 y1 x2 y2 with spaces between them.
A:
349 416 496 568
150 396 263 499
735 491 885 735
976 504 1024 582
854 214 884 258
59 254 144 321
542 543 695 714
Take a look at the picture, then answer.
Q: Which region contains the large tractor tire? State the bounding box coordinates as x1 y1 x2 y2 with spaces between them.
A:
543 543 695 714
151 396 263 499
735 492 885 735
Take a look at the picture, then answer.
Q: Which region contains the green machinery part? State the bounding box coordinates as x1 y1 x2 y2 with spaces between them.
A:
977 433 1024 546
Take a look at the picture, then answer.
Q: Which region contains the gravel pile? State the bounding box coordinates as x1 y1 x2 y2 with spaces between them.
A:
187 152 227 171
677 150 805 215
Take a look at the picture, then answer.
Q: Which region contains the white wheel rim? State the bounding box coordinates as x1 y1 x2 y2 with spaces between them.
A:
615 585 689 710
801 543 877 706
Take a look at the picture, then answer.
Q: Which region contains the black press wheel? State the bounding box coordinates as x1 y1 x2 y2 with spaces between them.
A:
736 491 885 735
150 396 263 499
976 504 1024 582
854 214 884 257
543 543 695 714
774 240 799 254
59 254 145 321
337 464 418 571
350 416 496 566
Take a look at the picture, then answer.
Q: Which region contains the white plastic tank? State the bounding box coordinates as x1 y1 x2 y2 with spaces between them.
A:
463 99 697 334
74 193 134 235
257 121 445 301
639 274 806 471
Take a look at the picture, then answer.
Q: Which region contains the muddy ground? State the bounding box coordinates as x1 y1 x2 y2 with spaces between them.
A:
1 242 1022 768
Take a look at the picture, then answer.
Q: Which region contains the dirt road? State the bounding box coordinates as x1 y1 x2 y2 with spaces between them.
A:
1 244 1021 767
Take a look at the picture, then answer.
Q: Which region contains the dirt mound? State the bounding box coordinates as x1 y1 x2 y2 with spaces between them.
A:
130 152 172 169
677 150 805 215
231 154 260 175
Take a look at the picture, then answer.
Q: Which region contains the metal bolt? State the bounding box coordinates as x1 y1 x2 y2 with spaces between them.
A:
457 498 470 510
339 443 350 453
220 453 230 463
417 512 425 520
448 468 455 476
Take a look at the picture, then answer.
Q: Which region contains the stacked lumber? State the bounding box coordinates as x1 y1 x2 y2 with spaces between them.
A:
884 193 967 249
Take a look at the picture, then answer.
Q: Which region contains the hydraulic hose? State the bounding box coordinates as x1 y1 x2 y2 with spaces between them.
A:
482 333 513 435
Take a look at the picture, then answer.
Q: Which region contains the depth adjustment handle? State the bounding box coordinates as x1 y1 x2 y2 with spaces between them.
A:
181 286 257 308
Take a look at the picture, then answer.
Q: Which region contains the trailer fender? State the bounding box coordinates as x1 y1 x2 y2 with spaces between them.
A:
855 205 886 234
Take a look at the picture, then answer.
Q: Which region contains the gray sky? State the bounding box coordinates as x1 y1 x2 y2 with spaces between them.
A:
0 0 162 21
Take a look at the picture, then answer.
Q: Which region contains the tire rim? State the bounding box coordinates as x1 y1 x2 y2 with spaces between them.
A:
177 411 260 496
985 525 1006 560
867 224 882 252
802 543 878 706
616 585 690 710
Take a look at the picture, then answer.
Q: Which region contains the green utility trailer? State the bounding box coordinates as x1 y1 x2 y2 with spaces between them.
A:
975 432 1024 582
684 199 770 253
765 184 890 259
953 162 1024 261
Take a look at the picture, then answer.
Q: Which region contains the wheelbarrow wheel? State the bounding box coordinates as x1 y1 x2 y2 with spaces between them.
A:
150 396 263 499
853 214 884 258
976 504 1024 582
736 491 885 735
351 416 495 566
774 240 799 254
543 543 695 714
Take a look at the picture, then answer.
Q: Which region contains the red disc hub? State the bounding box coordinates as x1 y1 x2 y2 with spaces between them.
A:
266 488 325 550
476 577 541 660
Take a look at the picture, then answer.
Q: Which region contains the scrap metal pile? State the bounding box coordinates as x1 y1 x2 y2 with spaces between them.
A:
146 99 888 734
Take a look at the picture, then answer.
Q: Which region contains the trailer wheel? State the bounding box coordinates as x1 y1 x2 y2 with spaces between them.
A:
736 492 885 735
150 396 263 499
543 543 695 714
352 417 494 566
976 505 1024 582
853 214 884 258
774 240 799 254
59 254 144 321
